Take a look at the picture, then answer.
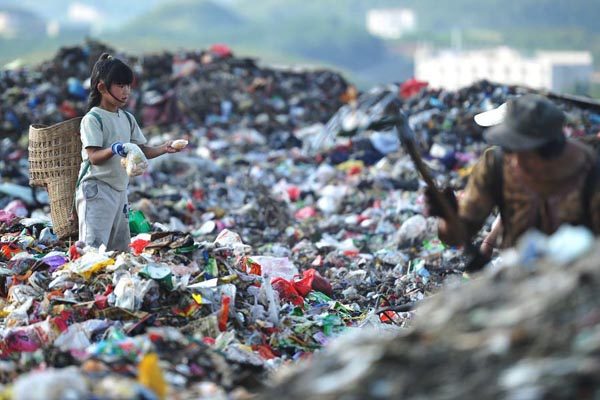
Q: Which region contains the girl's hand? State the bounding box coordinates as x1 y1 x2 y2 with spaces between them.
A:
164 140 180 153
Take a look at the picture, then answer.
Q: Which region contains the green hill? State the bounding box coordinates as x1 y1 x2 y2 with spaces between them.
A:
110 0 386 71
229 0 600 64
111 0 600 72
1 0 600 90
114 0 244 43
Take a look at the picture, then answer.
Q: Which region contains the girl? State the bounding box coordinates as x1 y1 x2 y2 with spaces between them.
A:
76 53 181 252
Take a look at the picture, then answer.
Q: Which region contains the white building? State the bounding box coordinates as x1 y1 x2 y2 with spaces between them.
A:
415 46 593 93
366 8 416 40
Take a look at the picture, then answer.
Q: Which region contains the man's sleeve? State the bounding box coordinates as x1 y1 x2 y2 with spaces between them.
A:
589 181 600 235
130 116 147 146
80 114 103 148
458 147 499 234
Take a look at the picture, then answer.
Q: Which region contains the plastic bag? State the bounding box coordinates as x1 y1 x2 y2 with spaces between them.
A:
112 271 159 311
121 143 148 177
213 229 249 258
2 312 69 356
251 256 298 280
113 273 136 311
67 251 115 279
54 319 111 351
129 210 152 234
272 277 304 306
397 214 428 246
12 367 89 400
294 268 333 297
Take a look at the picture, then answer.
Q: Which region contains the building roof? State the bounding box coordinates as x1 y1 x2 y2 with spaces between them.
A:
536 51 593 65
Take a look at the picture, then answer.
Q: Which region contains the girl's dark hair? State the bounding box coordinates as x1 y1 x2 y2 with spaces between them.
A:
536 136 566 159
86 53 134 112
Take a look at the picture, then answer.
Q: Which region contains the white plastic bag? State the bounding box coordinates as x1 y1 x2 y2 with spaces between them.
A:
250 256 298 280
121 143 148 176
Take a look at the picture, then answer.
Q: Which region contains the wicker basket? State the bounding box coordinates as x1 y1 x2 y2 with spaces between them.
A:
29 117 83 186
46 176 79 239
28 117 83 239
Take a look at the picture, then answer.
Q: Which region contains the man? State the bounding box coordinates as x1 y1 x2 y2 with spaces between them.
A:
428 94 600 251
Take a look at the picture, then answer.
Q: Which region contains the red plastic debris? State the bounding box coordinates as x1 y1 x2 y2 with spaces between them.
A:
294 269 333 297
242 257 262 276
68 244 81 260
347 164 362 175
218 295 231 332
192 188 204 201
186 200 196 212
202 337 216 346
295 206 317 220
94 295 109 309
286 186 301 202
271 278 304 306
343 249 359 257
210 43 233 58
1 244 21 259
253 344 278 360
130 239 150 256
400 78 428 99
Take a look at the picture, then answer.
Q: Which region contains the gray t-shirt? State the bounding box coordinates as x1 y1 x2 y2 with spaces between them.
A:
79 107 147 191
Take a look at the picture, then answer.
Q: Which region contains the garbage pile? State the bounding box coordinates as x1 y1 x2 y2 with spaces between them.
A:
0 39 349 139
319 80 600 189
1 41 600 399
261 226 600 400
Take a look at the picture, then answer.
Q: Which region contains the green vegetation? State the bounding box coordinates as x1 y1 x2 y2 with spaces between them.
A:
108 0 385 71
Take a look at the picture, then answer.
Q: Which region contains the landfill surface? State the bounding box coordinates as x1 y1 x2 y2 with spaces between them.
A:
261 226 600 400
1 40 600 399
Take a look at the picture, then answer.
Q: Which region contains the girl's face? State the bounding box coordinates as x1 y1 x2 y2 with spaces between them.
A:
99 82 131 111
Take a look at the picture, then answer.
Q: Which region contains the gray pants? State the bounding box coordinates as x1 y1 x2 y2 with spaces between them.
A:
76 179 130 252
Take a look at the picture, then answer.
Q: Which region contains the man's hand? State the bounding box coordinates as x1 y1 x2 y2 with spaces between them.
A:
424 187 458 218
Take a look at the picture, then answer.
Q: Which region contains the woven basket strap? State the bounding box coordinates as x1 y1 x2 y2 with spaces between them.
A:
123 110 135 136
89 111 103 131
72 160 90 215
89 109 134 137
76 160 91 188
